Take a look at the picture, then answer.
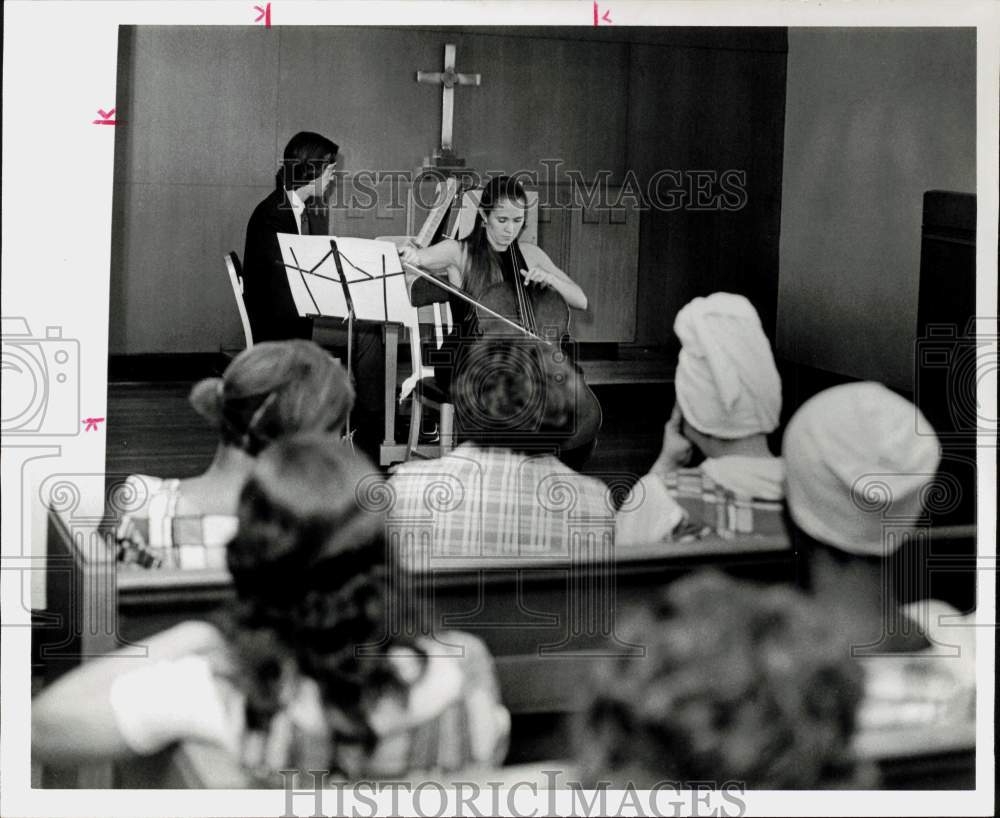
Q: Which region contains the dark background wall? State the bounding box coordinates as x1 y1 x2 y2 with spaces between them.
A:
776 28 976 392
109 26 788 354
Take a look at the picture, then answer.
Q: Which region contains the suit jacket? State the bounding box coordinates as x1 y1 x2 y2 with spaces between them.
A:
242 189 326 342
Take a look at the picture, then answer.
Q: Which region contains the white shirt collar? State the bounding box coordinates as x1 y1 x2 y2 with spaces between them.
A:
286 189 307 233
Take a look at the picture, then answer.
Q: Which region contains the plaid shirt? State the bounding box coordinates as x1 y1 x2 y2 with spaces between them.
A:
617 463 786 546
115 475 237 570
386 443 615 562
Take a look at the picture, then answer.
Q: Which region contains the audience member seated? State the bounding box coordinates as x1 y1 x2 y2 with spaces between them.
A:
114 340 353 569
577 570 868 789
34 436 510 783
387 340 613 559
782 382 976 731
616 293 784 545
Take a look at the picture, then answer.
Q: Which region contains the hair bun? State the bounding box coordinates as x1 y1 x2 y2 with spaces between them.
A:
189 377 225 429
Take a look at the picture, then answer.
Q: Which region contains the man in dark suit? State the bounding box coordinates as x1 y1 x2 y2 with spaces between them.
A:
243 131 338 342
242 131 385 462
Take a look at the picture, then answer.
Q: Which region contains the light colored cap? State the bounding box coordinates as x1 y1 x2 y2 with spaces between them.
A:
783 382 941 556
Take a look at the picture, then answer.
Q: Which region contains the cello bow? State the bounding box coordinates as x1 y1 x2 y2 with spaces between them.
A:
400 259 552 346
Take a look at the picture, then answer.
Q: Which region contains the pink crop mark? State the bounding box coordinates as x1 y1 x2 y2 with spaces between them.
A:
593 2 612 25
254 2 271 27
92 108 116 125
82 417 105 431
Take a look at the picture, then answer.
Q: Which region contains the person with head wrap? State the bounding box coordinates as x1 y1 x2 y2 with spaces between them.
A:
783 382 975 733
616 293 785 545
114 340 354 569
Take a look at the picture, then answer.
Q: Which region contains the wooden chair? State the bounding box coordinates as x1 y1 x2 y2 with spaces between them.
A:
224 251 253 350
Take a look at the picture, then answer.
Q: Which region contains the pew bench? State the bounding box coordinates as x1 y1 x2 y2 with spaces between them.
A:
116 720 976 790
37 507 977 789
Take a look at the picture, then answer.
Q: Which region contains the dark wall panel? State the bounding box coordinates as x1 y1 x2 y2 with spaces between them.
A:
627 39 787 346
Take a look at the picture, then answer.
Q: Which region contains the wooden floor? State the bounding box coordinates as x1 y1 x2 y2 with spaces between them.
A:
105 379 671 491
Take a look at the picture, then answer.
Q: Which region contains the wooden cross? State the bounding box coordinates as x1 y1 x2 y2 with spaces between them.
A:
416 44 481 168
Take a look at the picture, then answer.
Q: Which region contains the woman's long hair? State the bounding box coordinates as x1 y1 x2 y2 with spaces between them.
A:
461 175 528 299
221 436 419 763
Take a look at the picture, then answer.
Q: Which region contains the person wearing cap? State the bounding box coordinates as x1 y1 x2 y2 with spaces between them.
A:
783 382 976 732
114 339 354 569
616 292 785 544
36 437 511 780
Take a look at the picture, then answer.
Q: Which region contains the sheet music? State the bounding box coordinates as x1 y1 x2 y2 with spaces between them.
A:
276 234 420 327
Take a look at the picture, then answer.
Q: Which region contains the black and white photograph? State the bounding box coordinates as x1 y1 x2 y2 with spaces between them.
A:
2 3 996 816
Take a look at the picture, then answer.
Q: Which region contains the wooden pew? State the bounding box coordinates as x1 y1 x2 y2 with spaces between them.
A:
118 721 976 790
41 507 794 683
40 509 233 683
38 508 977 789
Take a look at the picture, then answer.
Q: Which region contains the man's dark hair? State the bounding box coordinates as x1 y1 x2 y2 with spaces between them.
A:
276 131 339 191
451 339 575 454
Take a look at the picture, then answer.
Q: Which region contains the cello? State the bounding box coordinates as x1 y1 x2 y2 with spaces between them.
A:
402 238 602 461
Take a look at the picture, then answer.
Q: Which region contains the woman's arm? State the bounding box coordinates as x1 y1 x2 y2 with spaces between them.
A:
399 239 465 288
32 621 230 765
518 244 588 310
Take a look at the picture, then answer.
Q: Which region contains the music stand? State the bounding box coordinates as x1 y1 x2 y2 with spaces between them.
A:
276 234 423 462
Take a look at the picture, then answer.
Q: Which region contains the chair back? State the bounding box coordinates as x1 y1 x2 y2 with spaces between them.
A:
224 252 254 349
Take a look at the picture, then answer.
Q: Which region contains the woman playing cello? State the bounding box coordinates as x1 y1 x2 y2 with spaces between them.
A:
399 175 600 467
400 175 587 312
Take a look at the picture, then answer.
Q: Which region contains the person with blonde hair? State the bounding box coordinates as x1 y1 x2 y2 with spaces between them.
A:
114 339 353 568
616 292 784 544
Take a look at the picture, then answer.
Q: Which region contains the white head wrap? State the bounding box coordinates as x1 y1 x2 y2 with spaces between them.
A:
783 382 941 557
673 293 782 438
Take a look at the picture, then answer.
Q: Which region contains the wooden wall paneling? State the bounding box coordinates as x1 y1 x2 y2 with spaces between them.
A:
276 29 444 173
567 198 639 342
328 178 409 240
455 32 630 180
108 181 132 355
536 196 572 272
123 27 279 185
113 182 272 353
626 38 787 345
450 26 788 53
110 26 787 354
